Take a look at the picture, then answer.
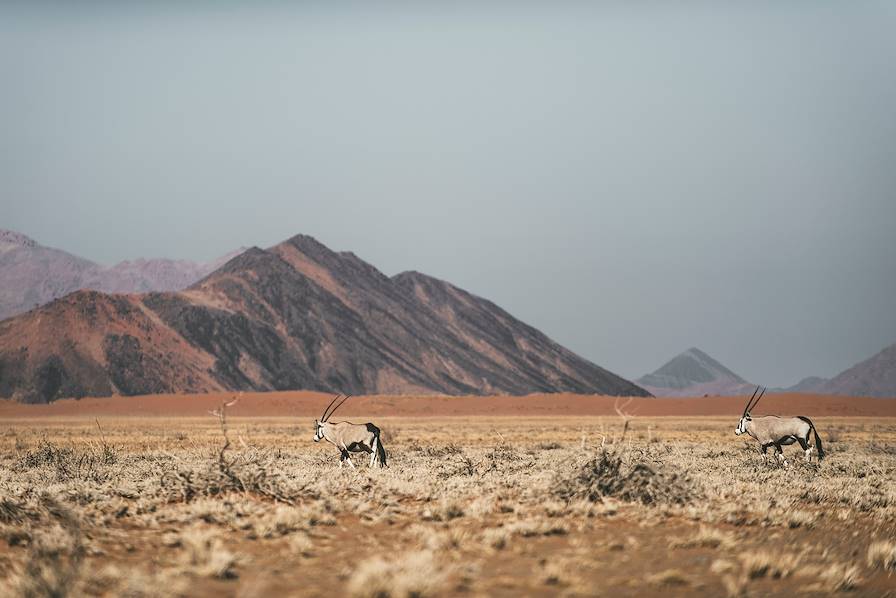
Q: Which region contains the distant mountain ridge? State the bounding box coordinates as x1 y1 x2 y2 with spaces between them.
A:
817 343 896 398
0 229 242 321
637 347 755 397
777 376 829 393
0 233 649 402
641 343 896 398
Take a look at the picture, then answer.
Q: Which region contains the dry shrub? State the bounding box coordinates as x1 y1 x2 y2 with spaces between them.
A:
435 454 476 479
160 396 300 505
672 526 735 549
287 533 314 557
161 436 298 504
0 498 28 525
554 448 698 506
818 563 861 591
505 519 567 538
481 527 509 550
15 440 117 483
177 525 238 579
421 499 464 522
252 505 307 538
3 519 83 598
535 442 562 450
541 561 567 585
415 444 462 458
409 525 470 552
647 569 689 587
82 565 188 598
785 510 816 529
867 540 896 571
466 495 496 518
346 550 448 598
739 551 801 579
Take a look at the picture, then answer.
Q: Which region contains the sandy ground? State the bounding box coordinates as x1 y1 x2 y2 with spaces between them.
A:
1 413 896 596
0 391 894 419
1 394 895 596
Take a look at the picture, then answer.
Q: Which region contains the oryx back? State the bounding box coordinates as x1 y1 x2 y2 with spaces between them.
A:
750 416 812 446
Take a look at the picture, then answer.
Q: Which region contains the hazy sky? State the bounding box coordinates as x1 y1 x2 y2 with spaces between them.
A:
2 2 895 387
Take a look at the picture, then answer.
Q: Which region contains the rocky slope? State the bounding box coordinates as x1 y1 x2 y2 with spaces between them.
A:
0 234 648 402
636 347 754 397
819 343 896 398
0 229 241 321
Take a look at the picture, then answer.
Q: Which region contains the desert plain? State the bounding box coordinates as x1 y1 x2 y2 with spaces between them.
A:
1 392 895 597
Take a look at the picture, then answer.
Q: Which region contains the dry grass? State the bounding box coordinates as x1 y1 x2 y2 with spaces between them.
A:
553 445 698 505
0 414 894 596
867 540 896 571
346 550 448 598
671 525 736 549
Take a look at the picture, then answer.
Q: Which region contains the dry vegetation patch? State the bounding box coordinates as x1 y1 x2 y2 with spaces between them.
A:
554 445 699 506
0 414 894 596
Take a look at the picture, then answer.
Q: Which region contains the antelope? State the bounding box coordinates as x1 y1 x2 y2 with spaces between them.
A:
734 386 825 467
313 394 387 468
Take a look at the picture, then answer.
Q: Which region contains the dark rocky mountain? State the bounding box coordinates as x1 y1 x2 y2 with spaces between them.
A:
637 347 754 397
0 234 648 402
0 229 241 321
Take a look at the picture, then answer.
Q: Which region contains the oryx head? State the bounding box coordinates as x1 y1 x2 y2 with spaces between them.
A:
735 386 764 435
314 393 351 441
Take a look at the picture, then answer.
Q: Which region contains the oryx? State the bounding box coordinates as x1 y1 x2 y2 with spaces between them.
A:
313 394 387 468
734 386 825 466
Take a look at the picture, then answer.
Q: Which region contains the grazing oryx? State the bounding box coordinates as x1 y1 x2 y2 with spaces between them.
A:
735 386 825 466
313 394 387 468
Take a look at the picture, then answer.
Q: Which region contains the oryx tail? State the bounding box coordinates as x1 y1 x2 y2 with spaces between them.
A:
796 416 825 460
374 430 388 467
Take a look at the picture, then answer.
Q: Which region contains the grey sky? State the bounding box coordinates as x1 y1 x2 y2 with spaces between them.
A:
2 2 895 387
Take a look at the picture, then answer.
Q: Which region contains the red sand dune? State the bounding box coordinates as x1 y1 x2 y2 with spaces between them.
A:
0 391 893 419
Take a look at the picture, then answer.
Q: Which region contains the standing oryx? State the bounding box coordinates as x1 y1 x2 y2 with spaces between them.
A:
313 394 387 468
735 386 825 466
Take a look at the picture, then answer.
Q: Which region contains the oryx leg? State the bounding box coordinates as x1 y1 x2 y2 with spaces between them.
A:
760 444 770 465
369 437 378 468
340 449 356 469
796 436 812 462
774 444 788 468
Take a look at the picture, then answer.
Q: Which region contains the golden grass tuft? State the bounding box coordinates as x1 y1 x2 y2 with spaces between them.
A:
346 550 448 598
867 540 896 571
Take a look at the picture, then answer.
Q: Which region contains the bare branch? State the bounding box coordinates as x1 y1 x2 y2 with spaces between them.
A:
614 396 635 444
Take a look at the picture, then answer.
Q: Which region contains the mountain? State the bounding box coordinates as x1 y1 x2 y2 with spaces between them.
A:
0 234 649 403
819 343 896 398
779 376 829 393
636 347 754 397
0 229 242 321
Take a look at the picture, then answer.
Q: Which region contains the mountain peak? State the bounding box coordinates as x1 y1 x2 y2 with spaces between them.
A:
281 233 333 257
0 229 37 250
0 228 244 321
637 347 752 397
0 231 649 402
821 343 896 398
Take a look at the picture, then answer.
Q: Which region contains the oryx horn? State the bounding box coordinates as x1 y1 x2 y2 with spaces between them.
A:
749 386 766 412
742 386 761 417
320 394 344 422
323 394 352 422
